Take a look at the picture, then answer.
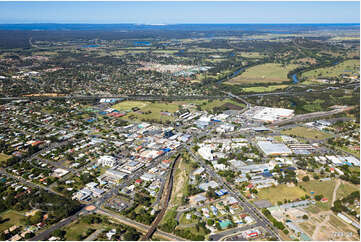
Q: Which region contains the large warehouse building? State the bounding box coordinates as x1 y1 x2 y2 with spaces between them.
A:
257 141 293 156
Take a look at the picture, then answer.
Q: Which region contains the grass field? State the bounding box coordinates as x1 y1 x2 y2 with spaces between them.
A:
187 48 232 53
242 85 289 93
238 52 264 58
301 59 360 80
299 180 336 210
0 210 26 231
112 99 244 122
33 51 58 56
64 219 103 241
0 153 11 163
256 184 307 205
281 127 332 140
110 50 127 56
336 182 359 200
226 63 298 84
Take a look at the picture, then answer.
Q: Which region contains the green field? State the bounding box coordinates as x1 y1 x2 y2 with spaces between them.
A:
256 184 307 205
0 210 26 231
301 59 360 80
299 180 336 210
226 63 298 84
281 126 332 140
112 99 244 122
242 85 289 93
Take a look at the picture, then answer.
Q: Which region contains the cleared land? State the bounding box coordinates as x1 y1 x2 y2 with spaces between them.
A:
301 59 360 80
226 63 298 84
242 85 288 93
256 184 307 205
281 126 332 140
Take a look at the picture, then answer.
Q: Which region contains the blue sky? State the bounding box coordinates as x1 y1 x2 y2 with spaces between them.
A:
0 1 359 24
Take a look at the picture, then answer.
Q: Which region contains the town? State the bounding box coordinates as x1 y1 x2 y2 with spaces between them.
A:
0 8 360 242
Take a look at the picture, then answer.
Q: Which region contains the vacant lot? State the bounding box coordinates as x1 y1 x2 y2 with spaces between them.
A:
281 126 332 140
256 184 307 205
242 85 288 93
0 210 26 231
299 180 336 209
226 63 298 84
301 59 360 80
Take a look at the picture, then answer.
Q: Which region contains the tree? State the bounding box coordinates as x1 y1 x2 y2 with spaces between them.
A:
52 229 66 238
302 214 309 220
315 194 323 201
207 219 214 226
302 176 310 182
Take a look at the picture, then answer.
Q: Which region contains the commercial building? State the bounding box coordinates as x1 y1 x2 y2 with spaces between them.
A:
257 141 292 156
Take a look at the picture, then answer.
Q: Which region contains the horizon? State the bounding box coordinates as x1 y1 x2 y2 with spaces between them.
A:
0 1 359 24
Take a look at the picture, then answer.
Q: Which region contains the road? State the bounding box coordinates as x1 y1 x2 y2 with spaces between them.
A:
30 207 90 241
97 208 185 241
187 147 281 241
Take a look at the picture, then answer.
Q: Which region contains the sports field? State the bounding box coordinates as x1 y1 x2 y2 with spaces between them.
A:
281 126 332 140
301 59 360 80
256 184 307 205
226 63 298 84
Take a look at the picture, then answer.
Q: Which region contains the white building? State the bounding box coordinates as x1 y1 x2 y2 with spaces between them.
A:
98 155 118 167
198 145 213 161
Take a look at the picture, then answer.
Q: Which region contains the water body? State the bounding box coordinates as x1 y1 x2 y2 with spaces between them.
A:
81 44 101 48
216 67 245 83
292 74 300 84
134 41 151 46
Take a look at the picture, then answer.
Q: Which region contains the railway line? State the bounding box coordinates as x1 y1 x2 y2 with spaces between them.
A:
141 153 181 240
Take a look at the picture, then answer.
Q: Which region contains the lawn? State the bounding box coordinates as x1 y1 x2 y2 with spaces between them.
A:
301 59 360 80
0 210 26 231
256 184 307 205
242 85 289 93
0 153 11 163
299 180 336 210
226 63 299 84
281 126 332 140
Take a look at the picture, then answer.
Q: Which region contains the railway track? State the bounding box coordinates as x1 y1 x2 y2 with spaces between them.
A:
141 154 181 240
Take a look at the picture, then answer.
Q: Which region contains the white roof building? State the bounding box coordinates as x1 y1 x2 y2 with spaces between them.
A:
98 155 118 168
257 141 292 156
198 145 213 161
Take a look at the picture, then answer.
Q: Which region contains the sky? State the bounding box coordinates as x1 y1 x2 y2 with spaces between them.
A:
0 1 359 24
